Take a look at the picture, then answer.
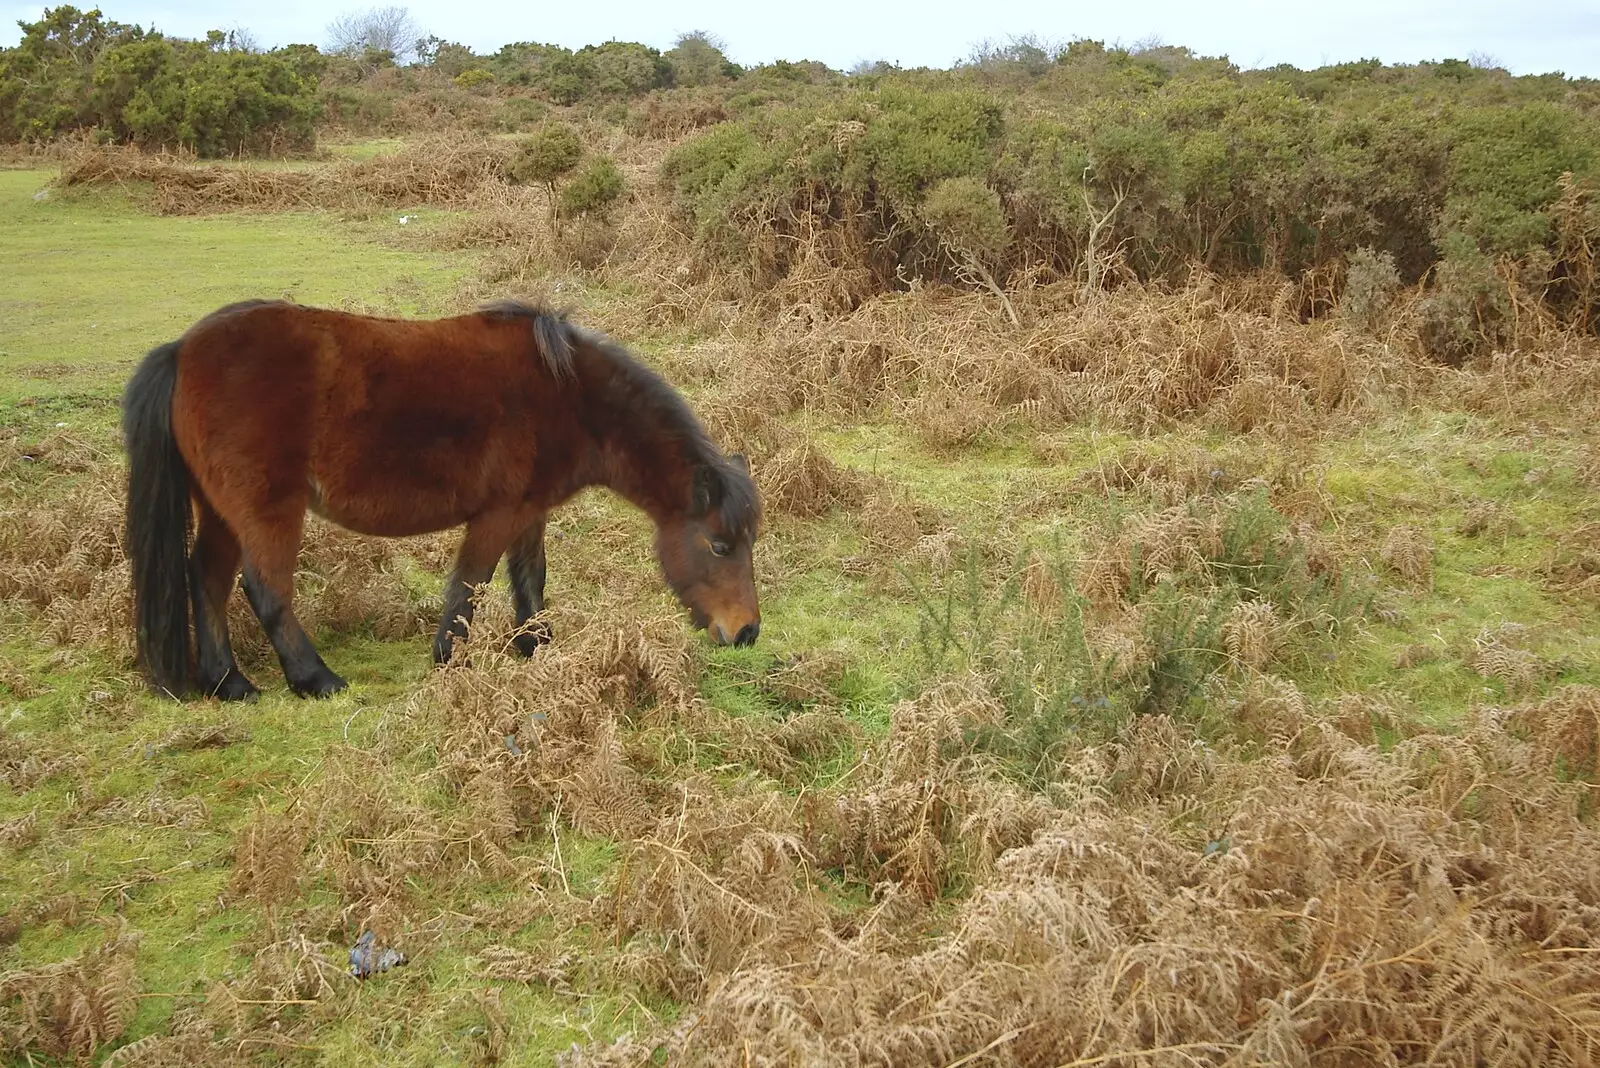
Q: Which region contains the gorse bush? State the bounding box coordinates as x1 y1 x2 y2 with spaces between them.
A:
0 7 321 155
486 39 671 103
660 86 1007 289
1340 247 1401 335
908 491 1365 785
558 154 624 218
506 119 581 186
658 63 1600 326
920 176 1010 266
1417 231 1511 364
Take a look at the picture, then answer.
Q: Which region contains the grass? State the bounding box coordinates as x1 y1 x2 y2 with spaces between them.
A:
2 146 1599 1065
0 170 471 403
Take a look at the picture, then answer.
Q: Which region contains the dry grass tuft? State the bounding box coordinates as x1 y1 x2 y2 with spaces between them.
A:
0 810 39 850
1471 623 1546 696
562 675 1600 1067
227 802 309 916
1223 599 1280 671
58 138 514 214
682 281 1392 439
1507 685 1600 783
1380 524 1435 587
0 464 131 655
1459 498 1523 539
754 440 863 519
1 455 443 674
1 930 141 1061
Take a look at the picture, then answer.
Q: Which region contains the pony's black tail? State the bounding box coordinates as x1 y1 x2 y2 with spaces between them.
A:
123 341 192 697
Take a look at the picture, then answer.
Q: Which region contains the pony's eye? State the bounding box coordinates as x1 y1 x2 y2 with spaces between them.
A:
710 540 731 557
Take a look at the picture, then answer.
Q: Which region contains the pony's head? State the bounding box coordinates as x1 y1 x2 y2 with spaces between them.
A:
655 454 762 646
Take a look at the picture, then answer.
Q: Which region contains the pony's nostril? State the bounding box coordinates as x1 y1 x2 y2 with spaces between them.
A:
733 623 759 647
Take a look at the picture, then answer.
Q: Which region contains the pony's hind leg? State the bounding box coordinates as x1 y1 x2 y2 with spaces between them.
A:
189 498 257 701
505 518 551 657
239 515 347 698
434 508 529 665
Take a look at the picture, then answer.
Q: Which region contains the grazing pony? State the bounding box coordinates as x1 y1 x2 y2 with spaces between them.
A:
122 299 761 700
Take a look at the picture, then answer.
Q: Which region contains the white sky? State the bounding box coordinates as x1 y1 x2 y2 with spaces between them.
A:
3 0 1598 78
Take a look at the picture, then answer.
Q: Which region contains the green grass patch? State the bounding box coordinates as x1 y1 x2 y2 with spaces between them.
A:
0 170 470 403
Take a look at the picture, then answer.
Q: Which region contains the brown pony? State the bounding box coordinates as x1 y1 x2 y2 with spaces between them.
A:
122 299 762 701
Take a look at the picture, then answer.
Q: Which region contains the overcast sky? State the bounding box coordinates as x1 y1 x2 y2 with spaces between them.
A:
3 0 1598 78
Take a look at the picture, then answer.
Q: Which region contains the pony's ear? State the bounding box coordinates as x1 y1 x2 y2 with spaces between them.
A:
691 464 723 516
727 453 750 475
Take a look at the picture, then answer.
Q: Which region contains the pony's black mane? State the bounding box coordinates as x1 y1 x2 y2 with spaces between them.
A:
482 300 760 538
480 299 577 383
585 326 761 538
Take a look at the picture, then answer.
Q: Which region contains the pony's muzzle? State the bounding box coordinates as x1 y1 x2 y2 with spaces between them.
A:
711 620 761 647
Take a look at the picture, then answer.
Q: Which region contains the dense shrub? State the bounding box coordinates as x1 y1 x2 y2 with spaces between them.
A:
486 39 669 104
921 176 1009 265
661 86 1007 287
1340 247 1401 335
659 62 1600 316
495 96 547 132
507 119 581 186
665 32 739 88
1 7 320 154
559 155 625 218
1417 231 1510 364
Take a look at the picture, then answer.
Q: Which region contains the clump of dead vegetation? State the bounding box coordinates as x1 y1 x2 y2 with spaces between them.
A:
555 676 1600 1068
1 929 141 1061
656 281 1393 439
56 137 514 214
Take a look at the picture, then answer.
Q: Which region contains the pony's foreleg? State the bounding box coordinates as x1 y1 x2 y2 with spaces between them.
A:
505 518 551 657
239 519 347 698
433 509 526 665
189 498 257 701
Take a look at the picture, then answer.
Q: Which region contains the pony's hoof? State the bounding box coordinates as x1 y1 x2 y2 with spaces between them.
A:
291 669 348 699
513 623 552 658
432 632 463 666
210 670 259 703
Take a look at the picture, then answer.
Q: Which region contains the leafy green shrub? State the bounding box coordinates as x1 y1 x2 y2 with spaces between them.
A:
485 38 671 105
1 7 320 154
583 41 671 97
508 120 588 227
415 36 478 78
559 155 625 217
665 31 739 88
1417 232 1510 364
507 120 582 186
660 122 758 204
1341 247 1401 334
1446 103 1600 256
319 85 395 134
661 86 1005 289
920 176 1017 319
451 68 494 90
921 176 1009 265
907 491 1364 784
495 96 547 132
